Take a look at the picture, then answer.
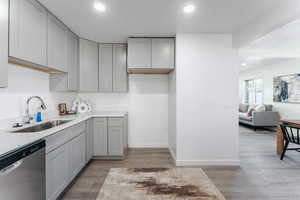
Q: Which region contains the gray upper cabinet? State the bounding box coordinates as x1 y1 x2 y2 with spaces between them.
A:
127 38 151 69
99 44 113 92
151 38 175 69
0 0 8 88
113 44 128 92
67 31 79 91
47 14 68 72
79 39 99 92
49 31 78 91
9 0 47 67
127 37 175 74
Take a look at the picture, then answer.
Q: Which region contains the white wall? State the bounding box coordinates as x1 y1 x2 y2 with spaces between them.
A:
0 64 77 127
233 1 300 48
240 59 300 119
174 33 240 166
78 74 169 148
168 69 177 159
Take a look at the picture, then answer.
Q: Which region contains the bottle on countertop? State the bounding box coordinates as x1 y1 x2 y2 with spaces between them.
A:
36 106 43 122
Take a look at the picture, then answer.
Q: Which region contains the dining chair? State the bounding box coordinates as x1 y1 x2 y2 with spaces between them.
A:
280 122 300 160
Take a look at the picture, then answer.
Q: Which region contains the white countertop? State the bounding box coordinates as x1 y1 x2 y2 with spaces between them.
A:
0 111 127 157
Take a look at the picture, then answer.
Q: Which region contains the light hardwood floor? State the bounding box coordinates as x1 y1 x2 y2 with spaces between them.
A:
61 126 300 200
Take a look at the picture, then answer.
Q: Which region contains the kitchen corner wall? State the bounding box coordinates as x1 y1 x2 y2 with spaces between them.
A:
0 64 77 123
78 74 169 148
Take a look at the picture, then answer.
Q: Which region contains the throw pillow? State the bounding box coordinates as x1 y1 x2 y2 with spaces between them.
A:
246 107 255 117
255 104 266 112
265 104 273 111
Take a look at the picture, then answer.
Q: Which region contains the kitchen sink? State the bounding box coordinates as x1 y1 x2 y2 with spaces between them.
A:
12 120 72 133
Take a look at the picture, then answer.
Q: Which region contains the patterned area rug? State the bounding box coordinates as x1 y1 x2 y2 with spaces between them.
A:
97 168 225 200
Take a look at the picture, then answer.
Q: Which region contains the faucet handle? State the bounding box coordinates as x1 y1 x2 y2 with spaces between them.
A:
12 123 23 128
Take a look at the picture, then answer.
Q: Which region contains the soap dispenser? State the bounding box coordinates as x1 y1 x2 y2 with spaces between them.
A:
36 106 43 122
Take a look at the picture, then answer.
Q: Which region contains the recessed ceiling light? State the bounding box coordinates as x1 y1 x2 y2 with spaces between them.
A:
241 62 247 66
94 2 106 12
183 4 195 14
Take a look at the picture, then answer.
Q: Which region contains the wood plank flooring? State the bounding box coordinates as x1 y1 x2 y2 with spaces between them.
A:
61 126 300 200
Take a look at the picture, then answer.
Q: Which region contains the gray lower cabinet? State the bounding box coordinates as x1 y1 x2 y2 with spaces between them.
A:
93 118 108 156
68 133 86 182
99 44 113 92
113 44 128 92
9 0 47 67
93 116 128 159
50 31 79 91
46 123 86 200
86 119 94 162
46 144 69 200
0 0 8 88
79 39 99 92
108 118 124 156
47 13 68 72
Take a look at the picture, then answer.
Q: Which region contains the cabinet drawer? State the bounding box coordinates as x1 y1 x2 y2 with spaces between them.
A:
68 121 86 136
108 118 123 127
46 122 86 153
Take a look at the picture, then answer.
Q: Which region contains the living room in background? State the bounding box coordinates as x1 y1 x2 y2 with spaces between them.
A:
241 78 263 105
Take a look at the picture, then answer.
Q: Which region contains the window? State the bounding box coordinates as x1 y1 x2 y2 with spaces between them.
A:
242 78 263 105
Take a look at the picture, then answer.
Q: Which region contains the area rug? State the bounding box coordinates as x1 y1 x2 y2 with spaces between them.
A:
96 168 225 200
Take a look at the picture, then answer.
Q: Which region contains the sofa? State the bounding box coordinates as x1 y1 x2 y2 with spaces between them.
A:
239 104 279 131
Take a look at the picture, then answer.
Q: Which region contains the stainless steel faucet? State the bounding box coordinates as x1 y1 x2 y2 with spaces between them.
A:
24 96 47 124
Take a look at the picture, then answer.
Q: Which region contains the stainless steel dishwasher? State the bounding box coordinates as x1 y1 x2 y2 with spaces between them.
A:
0 140 45 200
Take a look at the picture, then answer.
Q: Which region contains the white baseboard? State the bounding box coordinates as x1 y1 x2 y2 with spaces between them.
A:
128 143 168 148
175 159 240 166
168 145 176 162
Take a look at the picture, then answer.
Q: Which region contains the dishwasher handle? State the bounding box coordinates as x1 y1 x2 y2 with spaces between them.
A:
0 160 23 176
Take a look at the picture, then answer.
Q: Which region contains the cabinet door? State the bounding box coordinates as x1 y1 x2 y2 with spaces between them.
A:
113 44 128 92
93 118 108 156
47 14 68 72
0 0 8 88
79 39 98 92
86 119 93 162
68 133 86 182
124 114 128 150
128 38 151 69
49 73 67 91
99 44 113 92
108 118 124 156
9 0 47 66
151 38 175 69
46 145 68 200
49 31 78 91
67 31 79 91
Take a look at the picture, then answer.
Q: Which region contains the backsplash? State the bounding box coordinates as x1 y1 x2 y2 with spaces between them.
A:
0 64 77 128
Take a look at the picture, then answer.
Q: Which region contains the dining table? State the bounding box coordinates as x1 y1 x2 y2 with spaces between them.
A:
277 119 300 155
